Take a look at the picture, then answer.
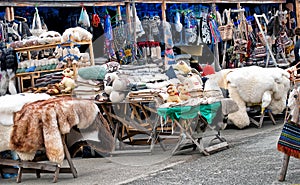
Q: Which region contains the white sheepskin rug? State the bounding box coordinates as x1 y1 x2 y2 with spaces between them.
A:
219 66 290 128
0 93 51 126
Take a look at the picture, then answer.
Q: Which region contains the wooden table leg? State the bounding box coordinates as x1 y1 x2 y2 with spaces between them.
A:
174 120 209 156
258 111 265 128
172 134 183 155
62 135 77 178
268 111 276 125
278 154 290 182
53 166 60 183
36 169 41 178
16 166 22 183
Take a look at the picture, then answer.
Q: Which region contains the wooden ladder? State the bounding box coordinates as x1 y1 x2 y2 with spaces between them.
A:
253 13 277 67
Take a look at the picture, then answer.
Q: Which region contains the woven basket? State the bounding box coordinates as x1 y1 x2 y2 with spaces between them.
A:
219 24 233 41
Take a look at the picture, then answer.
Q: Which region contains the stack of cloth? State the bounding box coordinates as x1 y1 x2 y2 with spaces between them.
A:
35 71 63 88
73 75 104 100
127 89 164 102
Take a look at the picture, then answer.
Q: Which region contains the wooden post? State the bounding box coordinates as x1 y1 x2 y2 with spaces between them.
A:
126 2 132 37
117 5 122 21
296 0 300 28
162 0 167 69
212 3 221 71
132 0 137 44
278 154 290 181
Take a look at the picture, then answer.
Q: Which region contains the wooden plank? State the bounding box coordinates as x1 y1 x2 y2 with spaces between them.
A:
111 149 151 155
21 161 58 171
296 0 300 30
2 1 124 7
124 0 286 3
15 69 63 77
205 142 229 154
14 41 92 52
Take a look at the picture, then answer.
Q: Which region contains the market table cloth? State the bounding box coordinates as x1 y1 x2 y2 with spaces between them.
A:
157 101 221 124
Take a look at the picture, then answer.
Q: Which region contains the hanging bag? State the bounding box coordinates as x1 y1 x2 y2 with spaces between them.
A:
278 122 300 159
78 7 90 27
218 9 233 41
30 7 47 37
92 8 100 28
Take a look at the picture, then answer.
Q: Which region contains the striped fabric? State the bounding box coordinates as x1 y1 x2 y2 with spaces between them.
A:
277 122 300 159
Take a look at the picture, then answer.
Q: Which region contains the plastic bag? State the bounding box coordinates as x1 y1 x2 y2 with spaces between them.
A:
78 7 90 27
30 7 47 37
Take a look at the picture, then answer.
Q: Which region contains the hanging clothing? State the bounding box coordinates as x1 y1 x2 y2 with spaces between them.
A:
104 15 115 59
199 15 211 45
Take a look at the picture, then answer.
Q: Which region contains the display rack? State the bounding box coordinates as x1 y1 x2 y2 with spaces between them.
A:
13 41 94 93
14 41 94 65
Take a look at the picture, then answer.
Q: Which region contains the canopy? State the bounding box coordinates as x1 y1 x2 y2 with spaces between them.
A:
1 0 124 7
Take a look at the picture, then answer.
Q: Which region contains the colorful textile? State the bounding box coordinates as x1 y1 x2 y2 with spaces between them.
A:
157 102 221 124
277 122 300 159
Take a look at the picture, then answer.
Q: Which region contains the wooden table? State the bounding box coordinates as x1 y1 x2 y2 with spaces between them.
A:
96 99 167 155
157 102 229 156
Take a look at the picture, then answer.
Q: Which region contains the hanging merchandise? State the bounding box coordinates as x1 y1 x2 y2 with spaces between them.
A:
131 6 145 38
104 15 115 59
199 14 211 45
92 8 100 28
254 43 267 58
165 48 175 66
175 11 183 32
78 6 90 28
164 21 174 49
185 12 198 44
150 42 157 58
208 13 221 45
30 7 48 37
155 42 161 59
279 31 292 48
218 9 233 41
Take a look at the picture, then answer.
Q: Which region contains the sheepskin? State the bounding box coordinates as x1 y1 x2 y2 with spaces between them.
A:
61 27 93 43
0 93 51 126
225 66 290 128
0 124 13 152
10 97 101 164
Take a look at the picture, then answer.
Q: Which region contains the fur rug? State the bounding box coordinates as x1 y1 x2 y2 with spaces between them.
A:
0 93 51 126
10 97 105 164
214 66 290 128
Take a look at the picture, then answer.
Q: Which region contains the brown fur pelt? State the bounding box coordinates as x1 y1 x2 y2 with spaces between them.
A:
10 97 100 164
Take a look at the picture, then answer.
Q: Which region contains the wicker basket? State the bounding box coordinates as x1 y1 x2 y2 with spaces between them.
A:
219 24 233 41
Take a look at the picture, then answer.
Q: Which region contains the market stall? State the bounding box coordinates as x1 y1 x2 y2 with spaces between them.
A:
0 0 297 182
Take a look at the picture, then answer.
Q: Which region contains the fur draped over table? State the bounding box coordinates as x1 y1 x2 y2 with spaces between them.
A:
213 66 290 129
10 96 113 164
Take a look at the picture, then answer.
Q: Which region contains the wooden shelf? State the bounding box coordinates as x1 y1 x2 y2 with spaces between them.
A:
16 69 64 93
15 69 64 77
14 41 92 52
14 40 95 93
14 40 94 66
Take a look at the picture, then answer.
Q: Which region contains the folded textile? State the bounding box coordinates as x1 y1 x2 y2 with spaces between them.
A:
76 76 103 86
74 94 99 100
74 85 101 92
78 65 107 80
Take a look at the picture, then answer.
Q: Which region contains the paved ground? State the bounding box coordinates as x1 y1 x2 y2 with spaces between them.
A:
1 119 300 185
